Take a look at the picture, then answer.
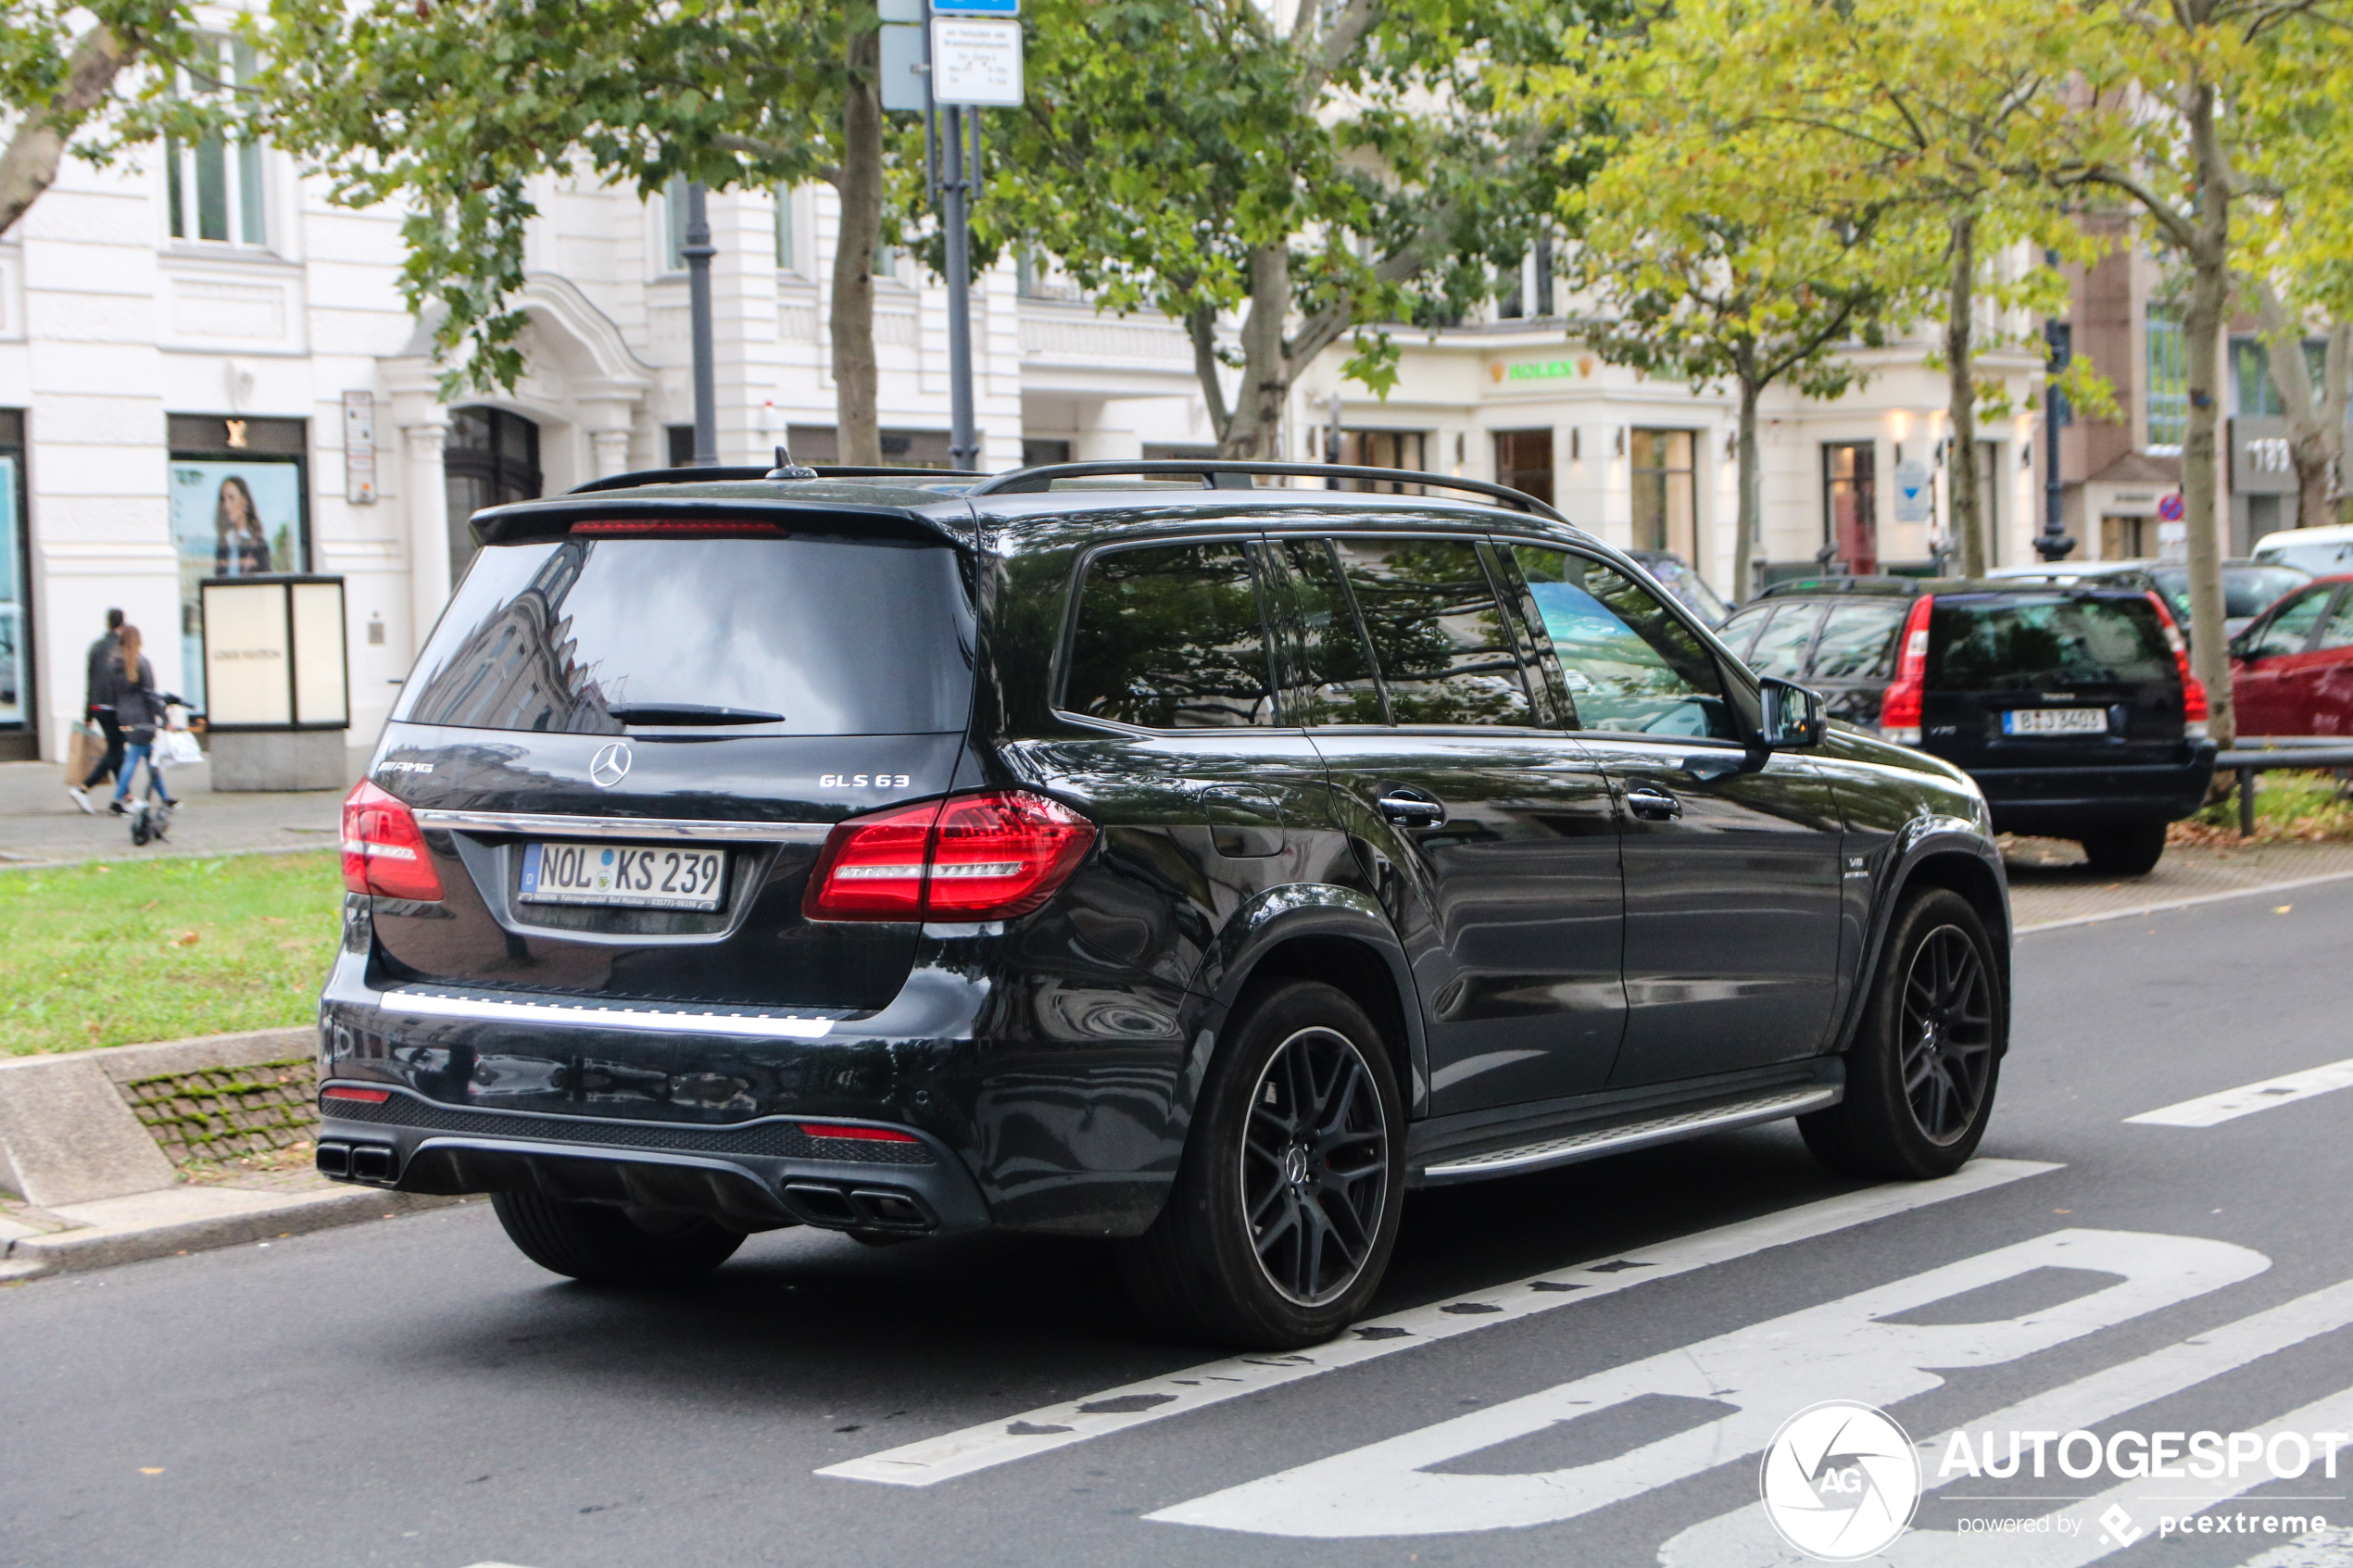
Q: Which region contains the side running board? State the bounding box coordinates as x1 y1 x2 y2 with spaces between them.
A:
1418 1085 1840 1185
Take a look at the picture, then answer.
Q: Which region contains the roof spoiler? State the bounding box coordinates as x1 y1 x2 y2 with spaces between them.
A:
469 494 961 548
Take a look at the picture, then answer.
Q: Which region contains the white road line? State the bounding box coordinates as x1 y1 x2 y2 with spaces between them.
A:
2128 1059 2353 1128
815 1159 2058 1487
1658 1276 2353 1567
2233 1525 2353 1566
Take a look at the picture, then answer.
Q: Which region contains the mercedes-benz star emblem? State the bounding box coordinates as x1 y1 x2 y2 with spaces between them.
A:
589 742 633 789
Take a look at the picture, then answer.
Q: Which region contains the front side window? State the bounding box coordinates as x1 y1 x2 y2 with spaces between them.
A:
2246 589 2332 660
166 39 267 248
1327 537 1532 726
1063 541 1275 728
1512 546 1737 739
2317 592 2353 653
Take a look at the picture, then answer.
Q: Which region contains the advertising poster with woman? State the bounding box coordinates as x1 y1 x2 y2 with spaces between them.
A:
170 459 305 709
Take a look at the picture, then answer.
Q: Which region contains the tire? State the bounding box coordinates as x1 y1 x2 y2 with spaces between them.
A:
2080 822 2167 876
1120 980 1405 1349
1800 887 2004 1180
490 1190 744 1286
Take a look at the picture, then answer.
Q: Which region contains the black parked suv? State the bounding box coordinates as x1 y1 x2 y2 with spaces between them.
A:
321 461 2011 1348
1719 575 2217 874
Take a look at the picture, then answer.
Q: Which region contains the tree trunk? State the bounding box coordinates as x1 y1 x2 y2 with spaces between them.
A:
828 4 884 467
2247 288 2348 533
1733 373 1763 602
2181 80 2235 747
0 24 134 238
1944 212 1985 578
1217 245 1291 459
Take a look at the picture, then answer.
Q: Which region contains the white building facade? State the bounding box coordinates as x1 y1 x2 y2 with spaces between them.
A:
0 132 2051 765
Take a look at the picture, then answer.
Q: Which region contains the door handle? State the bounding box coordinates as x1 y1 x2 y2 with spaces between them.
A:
1625 785 1682 822
1376 790 1447 828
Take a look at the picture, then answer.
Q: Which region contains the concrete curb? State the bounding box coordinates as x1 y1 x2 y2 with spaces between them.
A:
2 1188 466 1278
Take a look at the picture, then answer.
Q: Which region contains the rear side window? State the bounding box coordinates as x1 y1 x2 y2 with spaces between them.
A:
1327 537 1533 726
1063 541 1275 727
1929 595 2173 690
397 536 973 735
1264 538 1386 725
1511 546 1738 739
1809 601 1909 680
1744 601 1825 680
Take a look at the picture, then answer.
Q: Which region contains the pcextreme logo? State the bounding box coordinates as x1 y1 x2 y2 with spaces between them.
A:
1758 1400 1923 1561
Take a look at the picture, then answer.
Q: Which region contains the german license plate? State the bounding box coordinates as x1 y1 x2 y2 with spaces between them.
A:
2003 707 2108 736
519 841 727 910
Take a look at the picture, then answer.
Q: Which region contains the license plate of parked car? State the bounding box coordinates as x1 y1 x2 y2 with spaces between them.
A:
519 841 727 910
2003 706 2109 736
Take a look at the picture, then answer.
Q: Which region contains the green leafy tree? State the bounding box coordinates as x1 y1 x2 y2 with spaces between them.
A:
2041 0 2352 745
0 2 204 236
254 0 908 461
990 0 1595 459
1528 13 1933 598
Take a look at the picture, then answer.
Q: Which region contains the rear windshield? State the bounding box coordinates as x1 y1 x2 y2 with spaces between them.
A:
396 535 973 735
1929 594 2173 691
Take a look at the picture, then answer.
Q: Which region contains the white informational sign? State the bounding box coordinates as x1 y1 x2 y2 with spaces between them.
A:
200 577 349 730
930 17 1023 105
1893 459 1932 524
342 390 377 505
2158 520 2189 563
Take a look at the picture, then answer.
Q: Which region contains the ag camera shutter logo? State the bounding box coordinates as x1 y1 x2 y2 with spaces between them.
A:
1758 1400 1922 1561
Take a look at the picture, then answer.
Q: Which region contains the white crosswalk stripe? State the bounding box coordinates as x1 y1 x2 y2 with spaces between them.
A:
2129 1058 2353 1128
2233 1525 2353 1565
816 1159 2058 1487
1658 1277 2353 1566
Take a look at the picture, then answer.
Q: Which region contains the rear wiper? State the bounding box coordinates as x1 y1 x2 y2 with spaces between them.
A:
607 704 784 726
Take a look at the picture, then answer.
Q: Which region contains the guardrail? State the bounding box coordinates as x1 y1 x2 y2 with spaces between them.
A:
2214 737 2353 837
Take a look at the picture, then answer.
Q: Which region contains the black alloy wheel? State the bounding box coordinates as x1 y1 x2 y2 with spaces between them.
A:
1121 979 1405 1348
1899 924 1995 1145
1801 886 2005 1180
1241 1025 1391 1307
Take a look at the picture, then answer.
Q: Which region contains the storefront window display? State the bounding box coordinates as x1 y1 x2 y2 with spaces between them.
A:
167 415 309 712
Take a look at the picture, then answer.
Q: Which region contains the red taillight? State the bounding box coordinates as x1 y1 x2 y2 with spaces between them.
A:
803 789 1096 922
320 1085 391 1104
1877 595 1936 745
2146 591 2209 734
798 1123 921 1143
341 780 445 901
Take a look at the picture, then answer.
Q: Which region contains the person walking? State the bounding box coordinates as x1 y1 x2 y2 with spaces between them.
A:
104 625 181 814
68 608 125 813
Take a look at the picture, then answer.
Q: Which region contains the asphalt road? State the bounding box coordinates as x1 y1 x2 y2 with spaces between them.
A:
9 883 2353 1568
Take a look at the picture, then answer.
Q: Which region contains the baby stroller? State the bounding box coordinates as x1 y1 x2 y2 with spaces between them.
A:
126 713 199 847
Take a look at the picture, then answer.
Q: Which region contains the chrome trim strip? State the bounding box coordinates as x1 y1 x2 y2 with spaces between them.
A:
413 809 833 846
380 985 837 1039
1421 1086 1837 1182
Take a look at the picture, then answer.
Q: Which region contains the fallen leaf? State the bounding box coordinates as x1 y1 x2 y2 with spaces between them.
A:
173 930 200 947
2274 904 2293 914
139 1468 163 1475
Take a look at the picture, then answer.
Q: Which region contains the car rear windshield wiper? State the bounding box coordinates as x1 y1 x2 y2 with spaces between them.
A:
607 704 785 726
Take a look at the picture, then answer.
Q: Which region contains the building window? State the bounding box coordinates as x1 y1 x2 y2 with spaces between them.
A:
2233 336 2330 417
2145 307 2187 451
1630 429 1697 558
166 39 267 248
1823 442 1878 575
1022 437 1072 468
1493 428 1554 508
444 408 541 583
663 179 691 272
1334 430 1427 494
2102 514 2148 560
0 410 26 741
774 188 796 271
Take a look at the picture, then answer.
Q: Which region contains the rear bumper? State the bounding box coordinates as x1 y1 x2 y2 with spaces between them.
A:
1968 744 2218 833
317 1093 990 1236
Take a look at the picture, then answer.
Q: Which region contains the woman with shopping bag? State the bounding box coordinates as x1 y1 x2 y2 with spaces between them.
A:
103 625 183 814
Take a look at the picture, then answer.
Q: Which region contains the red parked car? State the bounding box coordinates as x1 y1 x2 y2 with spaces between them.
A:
2230 574 2353 737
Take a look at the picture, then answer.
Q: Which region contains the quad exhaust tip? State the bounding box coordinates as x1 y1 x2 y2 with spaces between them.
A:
317 1141 400 1184
782 1181 934 1234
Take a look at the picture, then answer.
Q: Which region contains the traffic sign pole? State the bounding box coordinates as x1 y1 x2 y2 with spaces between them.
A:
941 106 978 471
922 0 1020 473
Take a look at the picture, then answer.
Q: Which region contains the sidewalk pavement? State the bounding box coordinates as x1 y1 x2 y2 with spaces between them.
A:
0 747 373 868
2005 834 2353 930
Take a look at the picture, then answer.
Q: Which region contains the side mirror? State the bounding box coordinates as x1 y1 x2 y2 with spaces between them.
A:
1759 676 1826 749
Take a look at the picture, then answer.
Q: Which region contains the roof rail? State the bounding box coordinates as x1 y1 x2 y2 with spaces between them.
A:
963 459 1567 522
1756 574 1924 598
568 464 981 495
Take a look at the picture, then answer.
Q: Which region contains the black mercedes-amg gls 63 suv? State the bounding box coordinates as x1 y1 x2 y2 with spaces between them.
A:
319 459 2009 1348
